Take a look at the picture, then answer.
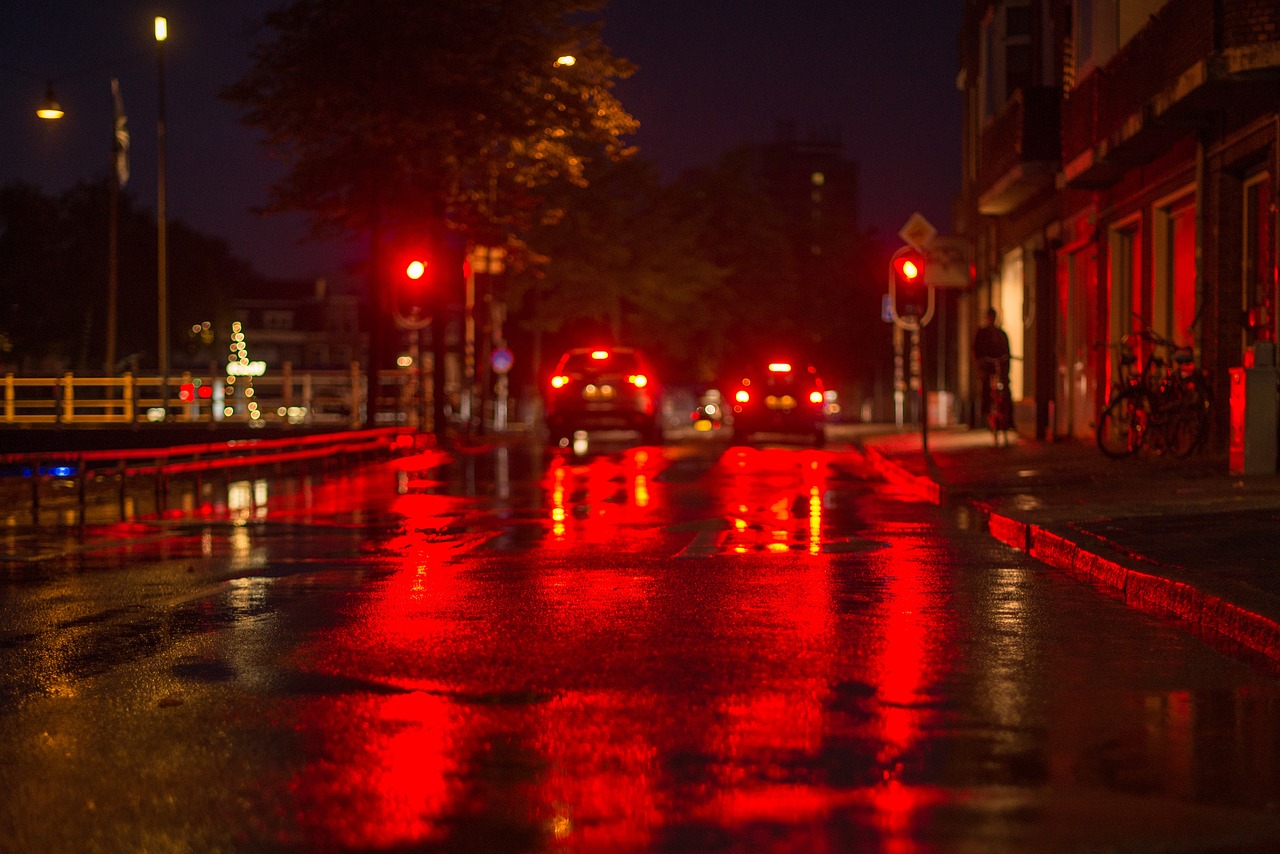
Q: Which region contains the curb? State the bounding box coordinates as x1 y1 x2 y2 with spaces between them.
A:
860 442 1280 671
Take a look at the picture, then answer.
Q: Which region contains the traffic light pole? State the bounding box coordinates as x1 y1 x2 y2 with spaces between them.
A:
912 326 928 456
888 244 934 457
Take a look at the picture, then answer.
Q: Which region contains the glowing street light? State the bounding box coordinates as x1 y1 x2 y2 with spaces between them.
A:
36 82 63 120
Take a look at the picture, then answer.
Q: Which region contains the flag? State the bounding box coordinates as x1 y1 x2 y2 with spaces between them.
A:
111 77 129 187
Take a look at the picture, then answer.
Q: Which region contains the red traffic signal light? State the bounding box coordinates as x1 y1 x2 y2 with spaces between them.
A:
892 250 925 286
887 245 934 327
393 251 433 328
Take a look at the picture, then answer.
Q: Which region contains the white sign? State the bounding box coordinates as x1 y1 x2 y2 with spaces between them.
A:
898 212 937 250
227 360 267 377
925 237 973 288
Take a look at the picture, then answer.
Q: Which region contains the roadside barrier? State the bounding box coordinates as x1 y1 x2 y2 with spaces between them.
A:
1 427 419 527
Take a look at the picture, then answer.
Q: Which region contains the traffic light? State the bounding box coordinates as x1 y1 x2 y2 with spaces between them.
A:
893 250 925 288
393 251 433 329
390 238 470 330
887 245 933 327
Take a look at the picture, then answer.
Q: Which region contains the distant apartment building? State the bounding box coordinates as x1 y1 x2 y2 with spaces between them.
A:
758 122 869 397
228 277 365 370
957 0 1280 443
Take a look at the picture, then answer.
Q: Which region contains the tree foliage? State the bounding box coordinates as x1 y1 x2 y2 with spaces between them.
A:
510 157 726 382
668 145 886 392
223 0 638 244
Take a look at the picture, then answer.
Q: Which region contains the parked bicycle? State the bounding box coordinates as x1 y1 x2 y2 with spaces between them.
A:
1096 330 1212 458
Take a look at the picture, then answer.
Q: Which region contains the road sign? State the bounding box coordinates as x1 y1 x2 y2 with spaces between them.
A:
924 236 972 288
898 212 937 250
491 346 514 375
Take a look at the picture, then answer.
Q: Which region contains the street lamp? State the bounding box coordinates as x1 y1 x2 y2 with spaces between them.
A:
155 15 169 411
36 82 63 120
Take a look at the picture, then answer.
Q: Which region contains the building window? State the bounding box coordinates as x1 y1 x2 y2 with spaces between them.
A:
1005 4 1033 95
998 247 1026 399
1153 195 1197 348
262 310 294 330
1073 0 1169 79
1109 220 1143 353
981 2 1035 118
1244 175 1276 348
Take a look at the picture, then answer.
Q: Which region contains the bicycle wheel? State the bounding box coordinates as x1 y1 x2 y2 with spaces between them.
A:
1164 409 1205 457
1180 372 1213 455
987 382 1012 444
1096 389 1149 458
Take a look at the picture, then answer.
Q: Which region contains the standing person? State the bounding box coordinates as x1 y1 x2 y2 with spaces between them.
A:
973 307 1012 428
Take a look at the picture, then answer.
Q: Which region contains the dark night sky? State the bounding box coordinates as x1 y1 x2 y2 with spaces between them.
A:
0 1 961 281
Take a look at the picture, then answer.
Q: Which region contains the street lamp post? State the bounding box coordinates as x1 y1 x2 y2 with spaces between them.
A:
155 16 169 412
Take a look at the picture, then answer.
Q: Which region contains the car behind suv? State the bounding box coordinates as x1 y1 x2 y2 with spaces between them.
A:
545 347 662 445
728 360 827 445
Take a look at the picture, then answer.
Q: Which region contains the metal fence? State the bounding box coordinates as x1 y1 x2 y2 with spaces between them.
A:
1 363 429 428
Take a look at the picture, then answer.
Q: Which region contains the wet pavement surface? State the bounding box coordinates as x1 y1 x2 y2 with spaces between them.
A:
2 430 1280 851
860 426 1280 671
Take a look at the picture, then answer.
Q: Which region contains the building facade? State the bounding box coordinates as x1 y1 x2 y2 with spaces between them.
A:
957 0 1280 445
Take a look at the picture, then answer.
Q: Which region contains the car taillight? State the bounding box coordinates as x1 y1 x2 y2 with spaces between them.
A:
551 375 570 389
735 389 750 403
628 374 648 388
768 362 792 373
809 391 823 404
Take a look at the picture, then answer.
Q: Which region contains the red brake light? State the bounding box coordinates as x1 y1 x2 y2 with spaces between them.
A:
768 362 792 373
735 389 750 404
551 375 569 389
809 391 823 404
628 374 648 388
590 350 610 360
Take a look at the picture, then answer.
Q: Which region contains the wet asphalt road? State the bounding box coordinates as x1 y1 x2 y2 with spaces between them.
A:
2 433 1280 852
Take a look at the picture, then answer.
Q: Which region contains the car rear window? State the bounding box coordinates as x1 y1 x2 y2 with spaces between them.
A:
561 351 641 374
750 365 819 389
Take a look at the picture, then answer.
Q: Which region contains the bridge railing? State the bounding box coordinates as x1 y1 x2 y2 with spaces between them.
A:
1 363 427 428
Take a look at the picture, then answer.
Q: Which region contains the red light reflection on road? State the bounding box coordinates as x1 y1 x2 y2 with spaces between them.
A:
542 448 667 548
715 447 829 554
288 692 460 848
865 519 957 846
282 462 480 848
533 691 663 849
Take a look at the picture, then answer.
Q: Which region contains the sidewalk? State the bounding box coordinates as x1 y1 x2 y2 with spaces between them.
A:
856 425 1280 671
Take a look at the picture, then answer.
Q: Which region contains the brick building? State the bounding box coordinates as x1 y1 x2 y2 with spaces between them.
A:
956 0 1280 444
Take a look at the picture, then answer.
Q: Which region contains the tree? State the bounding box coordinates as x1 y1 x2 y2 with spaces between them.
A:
224 0 635 244
0 181 249 375
509 156 726 385
224 0 638 425
668 147 802 367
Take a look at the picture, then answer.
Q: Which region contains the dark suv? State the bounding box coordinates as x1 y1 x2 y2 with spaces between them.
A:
545 347 662 445
728 360 827 445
